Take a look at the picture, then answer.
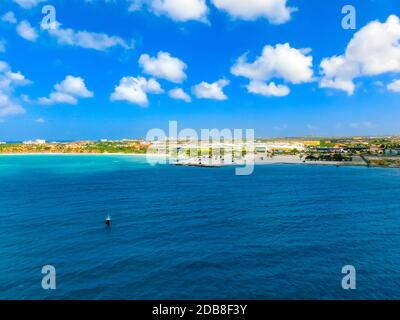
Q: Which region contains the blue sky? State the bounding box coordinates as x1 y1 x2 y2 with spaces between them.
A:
0 0 399 140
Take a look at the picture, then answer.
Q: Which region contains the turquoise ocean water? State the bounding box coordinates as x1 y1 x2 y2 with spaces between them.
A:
1 155 400 300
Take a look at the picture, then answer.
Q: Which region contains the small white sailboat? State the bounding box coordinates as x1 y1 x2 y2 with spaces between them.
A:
105 215 111 227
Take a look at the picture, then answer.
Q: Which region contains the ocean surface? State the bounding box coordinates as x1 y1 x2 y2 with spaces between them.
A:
1 155 400 300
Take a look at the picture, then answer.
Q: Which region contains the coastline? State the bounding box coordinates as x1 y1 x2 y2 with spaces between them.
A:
1 153 399 169
174 154 368 167
0 152 170 157
253 155 367 167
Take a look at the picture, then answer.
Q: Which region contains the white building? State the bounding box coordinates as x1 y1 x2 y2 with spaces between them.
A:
253 142 305 153
23 139 46 145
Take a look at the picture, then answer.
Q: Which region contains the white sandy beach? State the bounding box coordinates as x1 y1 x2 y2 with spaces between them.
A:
173 154 368 168
0 153 369 168
254 155 344 166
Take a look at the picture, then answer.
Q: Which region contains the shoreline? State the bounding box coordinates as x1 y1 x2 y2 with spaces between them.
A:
174 154 368 168
1 153 399 169
0 152 170 157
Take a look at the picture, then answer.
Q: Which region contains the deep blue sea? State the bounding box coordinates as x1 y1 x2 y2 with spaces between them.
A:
1 155 400 300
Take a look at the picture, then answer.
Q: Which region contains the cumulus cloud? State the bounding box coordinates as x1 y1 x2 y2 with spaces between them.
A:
38 76 94 105
48 24 132 51
127 0 294 24
2 11 17 24
231 43 313 97
388 79 400 93
129 0 208 22
139 51 187 83
247 80 290 97
319 56 357 94
16 20 38 42
232 43 313 84
0 93 25 117
320 15 400 95
110 76 163 107
13 0 46 9
169 88 191 102
3 13 39 42
0 61 30 117
3 11 129 51
193 79 229 100
54 76 93 97
211 0 295 24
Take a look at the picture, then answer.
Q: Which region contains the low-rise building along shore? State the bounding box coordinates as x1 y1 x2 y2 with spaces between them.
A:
0 136 400 168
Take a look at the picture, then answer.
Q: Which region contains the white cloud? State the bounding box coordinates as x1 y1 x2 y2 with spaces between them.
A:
128 0 294 24
232 43 313 84
48 25 132 51
0 66 31 90
16 20 38 42
320 15 400 95
231 43 313 97
2 11 17 24
13 0 46 9
3 71 31 86
319 54 356 94
211 0 295 24
110 76 163 107
247 80 290 97
193 79 229 100
129 0 208 22
35 117 45 123
2 13 39 44
0 92 25 117
38 76 94 105
5 11 131 51
388 79 400 93
139 51 187 83
41 92 79 105
169 88 191 102
55 76 93 98
0 61 30 117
